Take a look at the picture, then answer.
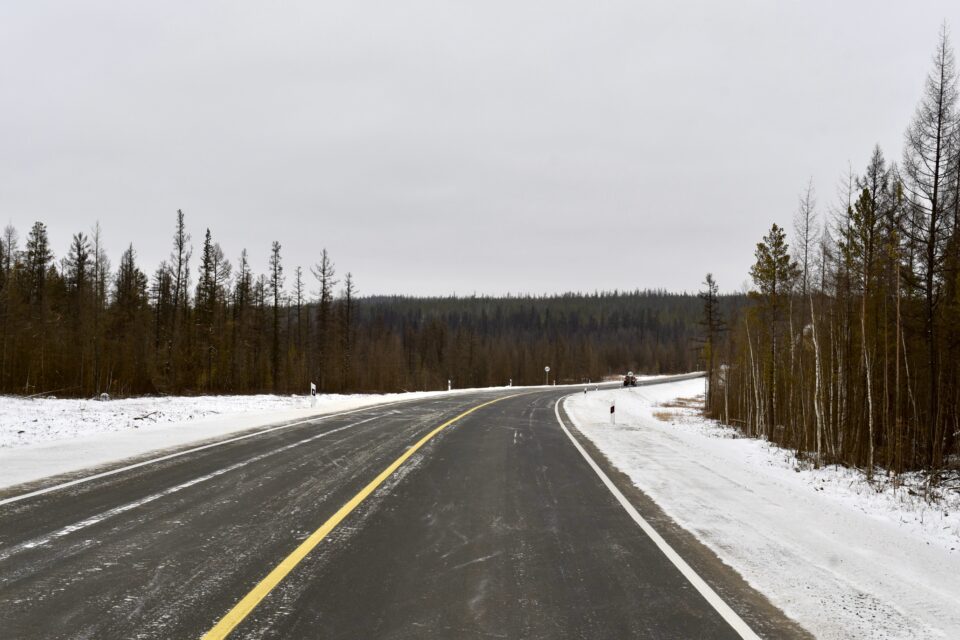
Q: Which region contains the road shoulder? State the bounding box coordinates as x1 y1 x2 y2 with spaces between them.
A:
556 398 812 640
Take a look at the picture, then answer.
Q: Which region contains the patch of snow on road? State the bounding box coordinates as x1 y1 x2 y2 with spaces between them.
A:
565 378 960 640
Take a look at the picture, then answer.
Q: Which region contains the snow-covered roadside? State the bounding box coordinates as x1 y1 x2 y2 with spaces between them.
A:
0 380 608 491
565 378 960 640
1 393 423 449
0 392 453 490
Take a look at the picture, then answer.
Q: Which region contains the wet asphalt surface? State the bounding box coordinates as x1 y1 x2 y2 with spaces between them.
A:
0 378 804 639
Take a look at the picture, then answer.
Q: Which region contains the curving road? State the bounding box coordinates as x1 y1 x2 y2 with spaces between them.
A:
0 378 807 639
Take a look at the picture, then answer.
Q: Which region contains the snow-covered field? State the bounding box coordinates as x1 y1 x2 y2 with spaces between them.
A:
565 378 960 640
0 391 454 489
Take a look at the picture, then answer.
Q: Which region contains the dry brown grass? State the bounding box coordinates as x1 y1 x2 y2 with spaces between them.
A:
659 396 702 409
652 410 675 422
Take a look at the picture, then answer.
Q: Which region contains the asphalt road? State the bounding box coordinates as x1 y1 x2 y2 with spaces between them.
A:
0 379 805 639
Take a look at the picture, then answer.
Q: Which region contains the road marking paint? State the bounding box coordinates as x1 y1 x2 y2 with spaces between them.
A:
0 400 429 507
0 416 380 562
553 396 761 640
202 394 515 640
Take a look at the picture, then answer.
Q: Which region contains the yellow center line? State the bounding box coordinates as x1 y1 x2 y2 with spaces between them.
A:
202 394 517 640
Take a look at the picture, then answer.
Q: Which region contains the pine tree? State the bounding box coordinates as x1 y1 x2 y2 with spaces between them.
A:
292 265 306 387
165 211 192 389
64 232 92 391
196 229 216 389
89 222 110 393
750 223 800 435
269 241 284 390
0 226 12 388
24 222 52 306
311 249 336 391
111 244 150 393
233 249 253 391
151 261 173 388
21 222 54 391
698 273 725 410
340 272 356 390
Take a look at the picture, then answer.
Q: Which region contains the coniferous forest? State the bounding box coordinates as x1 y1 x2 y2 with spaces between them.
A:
702 27 960 474
0 208 731 398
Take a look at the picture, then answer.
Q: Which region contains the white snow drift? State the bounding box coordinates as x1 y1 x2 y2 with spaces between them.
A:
565 378 960 640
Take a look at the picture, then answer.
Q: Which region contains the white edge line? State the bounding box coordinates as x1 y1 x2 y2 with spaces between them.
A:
553 395 761 640
0 398 419 507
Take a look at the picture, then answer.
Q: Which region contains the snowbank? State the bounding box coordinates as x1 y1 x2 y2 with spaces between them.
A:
565 379 960 640
0 391 453 489
0 380 595 490
1 393 408 449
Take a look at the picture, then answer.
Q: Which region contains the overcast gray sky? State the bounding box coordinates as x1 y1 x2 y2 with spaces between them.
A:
2 1 959 296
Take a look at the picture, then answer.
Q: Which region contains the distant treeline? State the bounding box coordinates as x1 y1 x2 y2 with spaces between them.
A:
702 27 960 473
0 210 739 397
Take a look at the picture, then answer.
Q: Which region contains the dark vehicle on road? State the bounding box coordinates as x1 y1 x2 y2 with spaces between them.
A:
623 371 637 387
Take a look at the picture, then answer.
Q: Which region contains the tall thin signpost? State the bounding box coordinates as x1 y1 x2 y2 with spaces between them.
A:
544 366 550 386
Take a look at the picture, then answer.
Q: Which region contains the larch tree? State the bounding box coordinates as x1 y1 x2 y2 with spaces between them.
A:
901 24 957 467
793 180 820 451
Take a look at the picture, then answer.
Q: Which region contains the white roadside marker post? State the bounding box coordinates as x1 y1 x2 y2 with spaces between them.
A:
448 379 451 391
310 382 317 408
610 400 615 425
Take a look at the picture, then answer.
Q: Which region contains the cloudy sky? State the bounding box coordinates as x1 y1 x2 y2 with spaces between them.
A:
2 1 959 295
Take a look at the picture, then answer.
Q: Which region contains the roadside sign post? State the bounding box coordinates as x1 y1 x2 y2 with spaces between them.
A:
544 366 550 386
448 379 451 391
310 382 317 408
